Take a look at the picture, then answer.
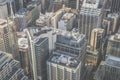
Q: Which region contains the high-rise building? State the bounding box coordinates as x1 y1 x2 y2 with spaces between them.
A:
26 1 41 24
95 56 120 80
86 28 104 70
47 51 81 80
18 37 31 77
0 51 28 80
53 30 87 79
102 13 120 35
90 28 104 51
15 8 32 31
106 33 120 57
79 0 104 43
55 31 87 58
107 0 120 12
25 27 50 80
0 0 8 19
0 19 19 60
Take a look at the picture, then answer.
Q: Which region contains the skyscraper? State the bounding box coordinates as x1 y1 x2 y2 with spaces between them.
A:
55 31 87 59
0 0 8 19
107 0 120 12
95 56 120 80
0 19 19 60
47 51 81 80
18 37 31 77
86 28 104 69
102 13 120 35
106 33 120 57
79 0 104 43
90 28 104 51
0 51 28 80
25 27 49 80
48 30 88 80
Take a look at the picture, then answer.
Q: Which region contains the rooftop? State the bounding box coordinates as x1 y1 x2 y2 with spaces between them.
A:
82 0 101 8
61 13 74 20
106 56 120 69
56 30 86 48
36 12 54 26
80 7 101 16
109 33 120 42
108 13 120 18
18 38 28 49
27 27 52 44
48 51 79 68
15 8 28 16
92 28 104 33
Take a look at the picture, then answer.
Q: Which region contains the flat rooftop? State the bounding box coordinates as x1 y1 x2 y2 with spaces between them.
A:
48 51 79 68
82 0 101 9
80 7 101 16
106 56 120 69
56 30 86 48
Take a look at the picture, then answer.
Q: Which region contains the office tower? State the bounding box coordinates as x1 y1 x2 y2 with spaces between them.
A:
40 0 50 13
0 0 8 19
86 28 104 69
79 0 104 43
26 1 41 24
25 27 49 80
68 0 77 9
47 51 81 80
106 33 120 57
15 8 32 31
90 28 104 51
51 8 65 29
0 19 19 60
102 13 120 35
54 31 87 79
18 37 31 77
0 51 28 80
55 31 87 58
95 56 120 80
107 0 120 12
58 12 76 31
48 0 63 12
